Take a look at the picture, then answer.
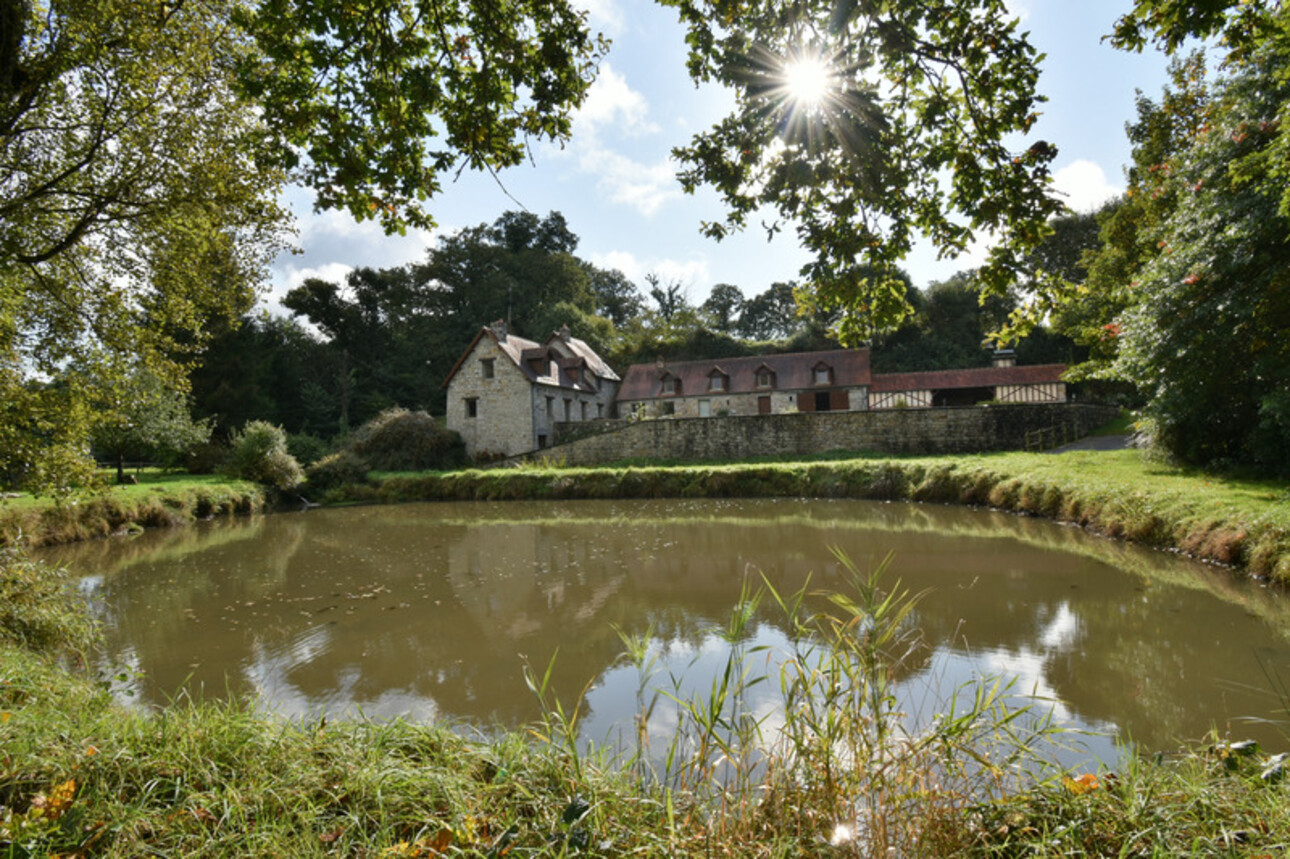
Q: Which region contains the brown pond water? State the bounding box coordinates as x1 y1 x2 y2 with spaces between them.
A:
46 498 1290 763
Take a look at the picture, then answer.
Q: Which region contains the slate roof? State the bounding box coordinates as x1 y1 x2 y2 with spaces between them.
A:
616 349 872 401
870 364 1066 392
442 325 619 393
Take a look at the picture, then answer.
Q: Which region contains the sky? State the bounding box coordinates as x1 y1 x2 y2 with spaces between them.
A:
266 0 1181 315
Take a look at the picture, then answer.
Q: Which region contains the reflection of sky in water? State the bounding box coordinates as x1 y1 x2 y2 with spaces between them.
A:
578 624 1119 775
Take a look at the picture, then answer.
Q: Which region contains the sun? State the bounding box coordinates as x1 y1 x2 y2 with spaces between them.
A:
782 54 834 110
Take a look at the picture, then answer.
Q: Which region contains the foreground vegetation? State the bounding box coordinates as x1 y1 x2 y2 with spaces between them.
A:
3 546 1289 856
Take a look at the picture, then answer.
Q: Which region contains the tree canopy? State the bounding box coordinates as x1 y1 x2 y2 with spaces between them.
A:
1 0 604 490
664 0 1064 342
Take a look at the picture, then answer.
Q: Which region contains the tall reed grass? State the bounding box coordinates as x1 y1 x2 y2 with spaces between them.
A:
526 550 1071 855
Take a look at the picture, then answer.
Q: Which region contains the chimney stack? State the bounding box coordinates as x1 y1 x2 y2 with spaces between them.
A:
490 319 507 341
992 348 1016 368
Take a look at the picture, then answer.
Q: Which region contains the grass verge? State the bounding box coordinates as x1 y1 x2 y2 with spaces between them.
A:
329 449 1290 584
0 475 264 548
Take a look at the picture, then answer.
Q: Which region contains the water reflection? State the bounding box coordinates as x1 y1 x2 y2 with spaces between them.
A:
43 498 1290 759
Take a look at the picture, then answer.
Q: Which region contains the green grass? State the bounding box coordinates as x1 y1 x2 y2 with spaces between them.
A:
0 474 264 548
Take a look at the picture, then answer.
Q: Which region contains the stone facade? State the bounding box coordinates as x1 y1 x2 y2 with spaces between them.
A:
536 403 1119 466
444 323 620 458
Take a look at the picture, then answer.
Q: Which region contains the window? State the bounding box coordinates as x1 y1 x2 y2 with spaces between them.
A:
538 434 548 448
698 399 711 417
480 358 495 379
660 401 675 416
564 399 572 420
661 375 678 395
546 396 554 416
814 364 832 385
757 368 775 388
709 373 726 392
580 401 588 420
597 403 604 418
465 398 478 418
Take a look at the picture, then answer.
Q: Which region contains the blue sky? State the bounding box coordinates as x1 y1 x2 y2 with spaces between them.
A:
267 0 1179 314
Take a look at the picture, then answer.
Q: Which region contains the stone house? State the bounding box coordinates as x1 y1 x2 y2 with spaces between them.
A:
615 349 873 418
443 321 620 458
617 348 1065 415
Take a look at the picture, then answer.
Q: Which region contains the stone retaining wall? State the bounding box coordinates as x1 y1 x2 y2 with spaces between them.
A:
537 403 1119 465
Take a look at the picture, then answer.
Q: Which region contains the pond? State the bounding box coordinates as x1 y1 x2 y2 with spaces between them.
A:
45 498 1290 765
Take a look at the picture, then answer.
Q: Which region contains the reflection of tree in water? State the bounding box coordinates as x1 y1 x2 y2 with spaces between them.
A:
67 499 1290 750
84 515 302 703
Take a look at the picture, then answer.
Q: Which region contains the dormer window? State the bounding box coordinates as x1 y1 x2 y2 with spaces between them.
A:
708 369 728 392
756 366 776 389
661 374 680 396
813 362 833 386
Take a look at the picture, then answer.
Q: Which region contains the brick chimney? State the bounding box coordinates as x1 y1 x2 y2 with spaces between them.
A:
992 348 1016 368
490 319 507 341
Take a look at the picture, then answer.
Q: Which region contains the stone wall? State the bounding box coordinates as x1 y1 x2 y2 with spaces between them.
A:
446 336 536 458
540 403 1120 465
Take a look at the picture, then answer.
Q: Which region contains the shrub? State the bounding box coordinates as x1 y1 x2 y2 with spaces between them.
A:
304 451 371 492
0 549 96 653
222 421 304 490
184 441 227 474
348 408 466 472
287 432 330 467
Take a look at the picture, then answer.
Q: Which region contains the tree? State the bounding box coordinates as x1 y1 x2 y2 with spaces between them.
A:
189 314 337 437
2 0 604 490
701 283 746 333
585 264 645 327
284 265 442 430
872 272 1002 372
91 370 211 484
738 282 801 340
1105 36 1290 470
664 0 1064 341
234 2 605 234
2 0 289 490
645 274 694 325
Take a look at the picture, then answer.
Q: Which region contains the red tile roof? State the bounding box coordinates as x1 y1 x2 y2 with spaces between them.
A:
870 364 1066 392
616 349 872 401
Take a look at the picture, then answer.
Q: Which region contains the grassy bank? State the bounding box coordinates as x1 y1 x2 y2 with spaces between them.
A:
4 549 1290 856
341 449 1290 584
0 474 265 548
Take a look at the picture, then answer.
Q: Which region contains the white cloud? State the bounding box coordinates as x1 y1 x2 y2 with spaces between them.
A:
588 250 709 291
1051 159 1122 213
577 63 657 137
1004 0 1031 22
579 148 681 216
577 0 625 35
